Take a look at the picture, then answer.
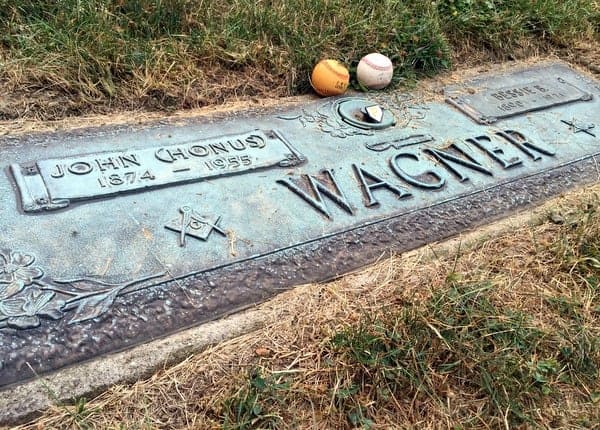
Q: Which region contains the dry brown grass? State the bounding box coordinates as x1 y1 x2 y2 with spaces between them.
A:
0 0 597 121
0 62 290 122
1 41 595 123
1 54 594 143
10 184 600 430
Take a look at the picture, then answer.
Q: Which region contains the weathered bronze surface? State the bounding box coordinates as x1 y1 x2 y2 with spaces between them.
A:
445 73 593 124
12 129 305 212
1 62 599 389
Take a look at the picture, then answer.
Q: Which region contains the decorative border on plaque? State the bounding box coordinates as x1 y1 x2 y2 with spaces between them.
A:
277 98 374 138
277 94 428 138
445 77 593 124
10 129 306 213
0 249 166 330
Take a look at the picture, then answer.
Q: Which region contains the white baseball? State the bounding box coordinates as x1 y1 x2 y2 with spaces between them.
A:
356 53 393 90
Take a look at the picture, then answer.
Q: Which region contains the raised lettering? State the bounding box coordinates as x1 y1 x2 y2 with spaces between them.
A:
496 130 555 161
140 170 155 181
50 164 65 179
246 135 266 148
390 153 446 189
155 148 174 163
209 142 228 154
352 164 411 207
188 145 209 157
167 148 189 161
96 157 119 171
277 169 354 219
14 129 300 213
120 154 141 167
68 162 93 175
466 135 522 169
425 143 492 182
229 139 246 151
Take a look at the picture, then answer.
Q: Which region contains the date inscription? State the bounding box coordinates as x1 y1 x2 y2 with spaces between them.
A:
447 78 592 124
11 129 305 212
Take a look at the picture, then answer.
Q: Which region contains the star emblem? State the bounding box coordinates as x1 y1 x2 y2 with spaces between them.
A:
561 119 596 137
165 206 226 247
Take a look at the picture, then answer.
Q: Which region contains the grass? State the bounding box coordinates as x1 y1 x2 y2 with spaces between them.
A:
1 2 599 427
15 186 600 429
0 0 598 119
327 282 597 427
221 370 291 429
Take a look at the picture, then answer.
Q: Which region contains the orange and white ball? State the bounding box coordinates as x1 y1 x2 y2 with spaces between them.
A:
356 53 393 90
310 59 350 97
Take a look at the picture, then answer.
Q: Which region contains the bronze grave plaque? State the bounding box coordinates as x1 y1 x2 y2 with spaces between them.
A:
1 62 599 398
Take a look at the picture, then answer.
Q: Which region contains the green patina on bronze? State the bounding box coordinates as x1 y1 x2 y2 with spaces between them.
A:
0 62 599 388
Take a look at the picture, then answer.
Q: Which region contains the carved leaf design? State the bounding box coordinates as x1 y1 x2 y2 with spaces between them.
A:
0 288 63 322
7 316 40 330
22 290 54 316
53 278 115 292
69 288 121 324
0 250 166 330
0 279 25 301
38 298 65 320
0 296 26 316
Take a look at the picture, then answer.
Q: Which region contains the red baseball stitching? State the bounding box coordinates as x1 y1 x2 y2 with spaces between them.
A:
321 60 349 80
362 56 392 72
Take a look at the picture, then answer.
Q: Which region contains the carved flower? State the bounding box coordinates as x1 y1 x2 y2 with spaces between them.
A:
0 288 64 329
0 251 44 300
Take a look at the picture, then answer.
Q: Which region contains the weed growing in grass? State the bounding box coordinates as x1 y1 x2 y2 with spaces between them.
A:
216 267 597 428
221 369 290 430
329 282 557 426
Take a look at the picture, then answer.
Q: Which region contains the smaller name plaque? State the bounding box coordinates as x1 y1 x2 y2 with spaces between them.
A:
446 77 592 124
10 129 305 212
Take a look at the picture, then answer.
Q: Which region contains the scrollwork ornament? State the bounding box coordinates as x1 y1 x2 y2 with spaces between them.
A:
277 100 374 139
277 93 428 138
278 153 307 168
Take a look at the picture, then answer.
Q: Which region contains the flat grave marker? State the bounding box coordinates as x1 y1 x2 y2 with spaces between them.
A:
1 62 599 392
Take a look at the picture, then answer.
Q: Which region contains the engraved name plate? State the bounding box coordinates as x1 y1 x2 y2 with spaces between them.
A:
10 129 305 212
446 77 593 124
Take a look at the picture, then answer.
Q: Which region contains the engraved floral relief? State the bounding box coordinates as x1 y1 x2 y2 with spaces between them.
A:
369 92 429 128
0 251 43 300
277 94 428 138
0 249 165 330
278 100 374 139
